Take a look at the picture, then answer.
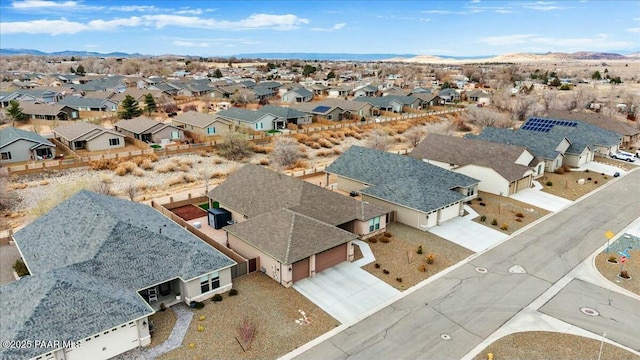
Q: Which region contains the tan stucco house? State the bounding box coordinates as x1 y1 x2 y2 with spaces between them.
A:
208 164 388 287
114 117 184 144
0 126 56 163
172 112 234 137
1 191 235 360
53 122 125 151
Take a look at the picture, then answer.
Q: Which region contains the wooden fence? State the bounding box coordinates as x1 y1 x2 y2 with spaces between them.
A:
150 198 249 278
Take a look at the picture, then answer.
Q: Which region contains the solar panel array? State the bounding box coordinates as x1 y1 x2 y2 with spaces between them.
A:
312 105 331 113
521 118 578 133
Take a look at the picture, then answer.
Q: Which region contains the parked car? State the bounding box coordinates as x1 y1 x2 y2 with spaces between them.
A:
610 152 636 162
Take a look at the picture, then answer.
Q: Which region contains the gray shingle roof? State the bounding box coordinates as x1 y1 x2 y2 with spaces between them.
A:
225 209 356 264
326 146 479 213
284 87 313 98
113 116 168 134
58 96 110 108
354 95 419 107
0 126 54 149
19 102 75 116
172 112 220 128
468 127 566 160
216 108 266 123
53 122 121 141
410 133 533 182
260 105 308 119
251 86 275 97
4 190 234 359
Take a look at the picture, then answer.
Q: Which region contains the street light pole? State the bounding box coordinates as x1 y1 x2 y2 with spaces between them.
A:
597 331 606 360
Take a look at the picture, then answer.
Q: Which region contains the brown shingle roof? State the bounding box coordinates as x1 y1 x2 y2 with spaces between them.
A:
410 133 533 182
225 209 356 264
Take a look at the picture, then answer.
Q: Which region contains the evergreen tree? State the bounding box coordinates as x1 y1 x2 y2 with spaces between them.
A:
591 71 602 80
143 93 157 116
7 101 28 123
118 95 143 119
75 64 86 76
213 68 223 78
326 71 336 80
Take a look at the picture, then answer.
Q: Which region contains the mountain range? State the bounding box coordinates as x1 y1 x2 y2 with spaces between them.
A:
1 48 638 62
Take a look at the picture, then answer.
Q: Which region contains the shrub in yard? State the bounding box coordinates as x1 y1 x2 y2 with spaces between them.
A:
13 259 29 277
197 324 205 332
380 237 390 244
479 202 486 207
417 245 423 254
195 301 205 309
418 264 427 272
383 269 390 275
368 237 378 243
212 294 223 302
480 215 487 222
554 167 565 174
620 270 630 279
237 317 257 351
515 212 524 218
608 255 617 263
384 231 392 238
515 218 522 222
258 159 270 166
425 254 435 264
229 289 239 296
546 181 553 186
396 277 403 283
603 175 608 180
477 197 483 202
500 223 509 231
491 219 498 226
594 180 598 184
587 177 592 181
374 263 381 269
199 315 206 321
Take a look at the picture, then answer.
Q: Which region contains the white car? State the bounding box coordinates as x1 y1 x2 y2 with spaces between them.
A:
610 152 636 162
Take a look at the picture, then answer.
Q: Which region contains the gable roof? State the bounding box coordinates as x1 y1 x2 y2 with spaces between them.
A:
547 110 639 136
468 127 567 160
172 112 226 128
114 117 177 134
225 209 356 264
354 95 419 108
216 108 270 124
4 191 234 359
0 126 54 149
208 164 387 226
58 96 113 108
260 105 308 119
53 122 122 141
411 133 534 182
326 146 479 213
284 87 313 98
19 102 75 116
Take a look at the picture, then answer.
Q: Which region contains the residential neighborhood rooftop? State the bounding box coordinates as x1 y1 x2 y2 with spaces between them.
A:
0 126 54 149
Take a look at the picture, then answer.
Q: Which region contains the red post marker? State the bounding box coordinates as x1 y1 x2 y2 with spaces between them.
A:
620 256 627 263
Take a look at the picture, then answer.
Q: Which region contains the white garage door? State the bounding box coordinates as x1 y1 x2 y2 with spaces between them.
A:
65 321 140 360
439 203 460 224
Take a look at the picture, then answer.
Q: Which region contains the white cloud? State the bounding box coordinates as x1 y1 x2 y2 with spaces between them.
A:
333 22 346 30
471 0 481 3
479 34 536 46
109 5 157 12
628 27 640 33
521 1 566 11
12 0 77 8
311 22 347 32
173 40 210 47
175 9 203 15
419 18 431 22
0 17 141 34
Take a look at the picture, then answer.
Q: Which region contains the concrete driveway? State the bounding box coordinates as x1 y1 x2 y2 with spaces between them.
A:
573 161 629 176
428 211 508 252
293 261 400 324
510 181 572 212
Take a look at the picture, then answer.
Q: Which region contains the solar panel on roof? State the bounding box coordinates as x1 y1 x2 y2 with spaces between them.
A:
312 105 331 113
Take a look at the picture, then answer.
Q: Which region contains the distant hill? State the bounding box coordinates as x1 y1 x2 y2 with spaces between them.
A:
232 53 418 61
0 48 144 57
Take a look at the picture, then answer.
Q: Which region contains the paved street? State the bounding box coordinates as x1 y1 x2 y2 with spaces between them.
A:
293 169 640 360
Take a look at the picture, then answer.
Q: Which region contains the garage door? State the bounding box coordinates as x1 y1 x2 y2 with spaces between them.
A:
438 204 460 224
315 244 347 273
516 176 531 192
292 258 310 283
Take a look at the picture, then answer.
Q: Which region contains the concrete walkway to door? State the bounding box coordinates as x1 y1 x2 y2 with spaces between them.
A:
293 261 400 325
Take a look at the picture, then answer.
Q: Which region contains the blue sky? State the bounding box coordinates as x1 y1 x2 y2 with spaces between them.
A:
0 0 638 56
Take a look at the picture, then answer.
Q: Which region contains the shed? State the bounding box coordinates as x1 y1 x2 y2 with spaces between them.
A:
208 208 232 230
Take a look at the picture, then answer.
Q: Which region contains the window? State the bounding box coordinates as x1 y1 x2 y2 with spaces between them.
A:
109 138 120 146
466 187 475 196
210 271 220 290
200 275 210 293
171 131 180 139
207 127 216 134
254 122 264 130
327 115 333 120
369 216 380 232
0 152 11 160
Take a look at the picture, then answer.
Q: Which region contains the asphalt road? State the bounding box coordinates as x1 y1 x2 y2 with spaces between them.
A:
295 169 640 360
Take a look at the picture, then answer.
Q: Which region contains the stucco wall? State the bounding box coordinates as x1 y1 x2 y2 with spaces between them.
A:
1 139 43 163
152 126 183 143
456 164 510 196
61 319 142 360
86 132 125 152
227 233 284 285
361 195 428 230
335 176 368 193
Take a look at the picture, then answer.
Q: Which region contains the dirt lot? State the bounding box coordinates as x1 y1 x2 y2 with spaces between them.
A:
170 204 207 221
158 272 339 360
359 223 474 290
539 170 612 201
473 331 639 360
469 192 550 234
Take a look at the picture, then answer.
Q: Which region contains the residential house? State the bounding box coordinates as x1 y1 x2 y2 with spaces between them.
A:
466 90 491 105
353 85 378 98
177 83 213 97
109 89 172 107
58 96 118 112
215 108 276 131
326 146 479 231
407 87 432 96
547 110 639 147
307 83 329 96
281 87 314 103
411 133 542 197
53 122 126 151
256 81 282 91
381 87 406 96
250 86 276 100
354 95 422 113
2 88 64 104
327 84 353 98
260 105 312 127
19 102 79 121
412 93 444 108
172 112 233 137
114 117 184 144
0 126 56 163
207 164 388 286
1 190 235 360
438 88 461 103
291 99 375 121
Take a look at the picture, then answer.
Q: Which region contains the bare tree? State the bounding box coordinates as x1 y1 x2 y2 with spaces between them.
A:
403 127 426 147
217 132 253 161
90 181 112 196
0 170 21 212
231 89 256 108
366 128 392 151
270 136 303 170
124 182 139 201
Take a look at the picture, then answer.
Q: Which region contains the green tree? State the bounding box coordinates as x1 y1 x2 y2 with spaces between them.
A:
75 64 86 76
213 68 223 78
550 77 561 87
591 71 602 80
143 93 157 116
441 81 451 89
326 71 336 80
118 95 143 119
302 64 317 77
7 100 28 123
610 76 622 84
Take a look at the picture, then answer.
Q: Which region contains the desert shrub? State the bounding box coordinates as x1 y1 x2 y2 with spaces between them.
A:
491 219 498 226
213 158 224 164
380 237 390 244
114 161 137 176
133 168 145 177
195 301 205 309
374 263 381 269
594 180 598 184
210 172 225 179
183 173 198 183
383 269 390 274
212 294 223 302
418 264 426 272
333 148 342 155
217 132 253 161
515 212 524 218
546 181 553 186
286 159 308 170
140 159 154 170
13 259 29 277
479 202 486 206
164 103 179 113
308 142 321 149
396 277 403 283
515 218 522 222
258 159 270 166
368 237 378 243
554 167 565 174
156 162 178 173
480 215 487 222
477 197 483 201
316 150 333 157
500 223 509 230
384 231 392 238
252 145 272 154
99 174 113 184
237 318 257 350
229 289 238 296
608 255 617 263
603 175 608 180
167 174 186 186
417 245 423 254
183 104 198 112
587 177 592 181
425 254 435 264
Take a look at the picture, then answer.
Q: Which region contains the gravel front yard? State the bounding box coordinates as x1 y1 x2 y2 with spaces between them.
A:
595 232 640 295
473 331 638 360
360 223 474 290
539 170 612 201
158 272 339 360
469 192 550 234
